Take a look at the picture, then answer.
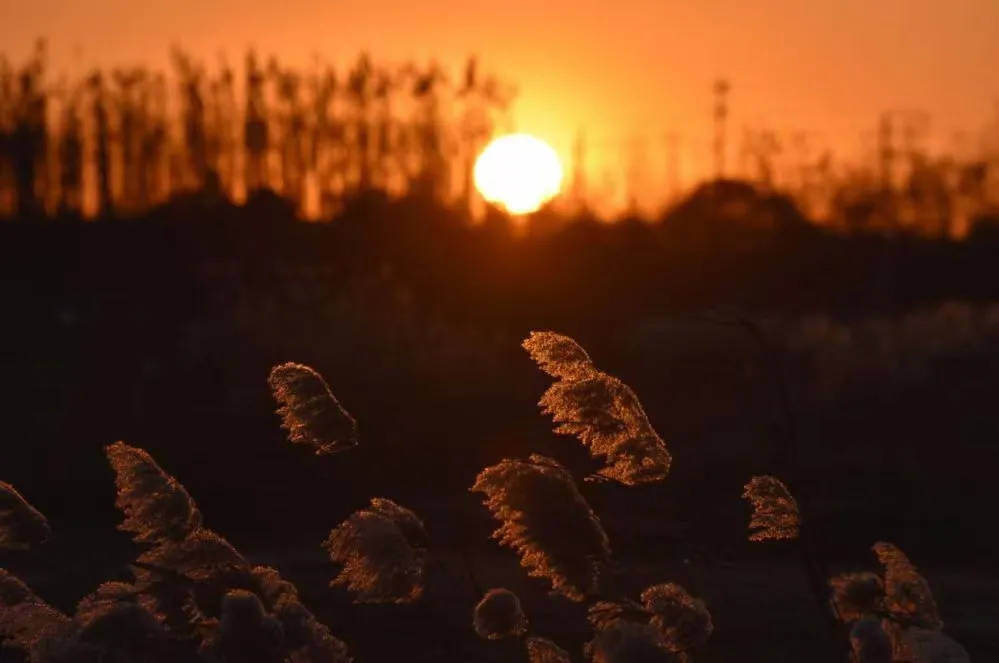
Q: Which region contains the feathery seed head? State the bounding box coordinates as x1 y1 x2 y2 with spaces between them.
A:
473 588 528 640
471 455 611 601
106 441 202 544
829 572 884 622
525 332 670 485
527 636 571 663
323 498 428 604
268 362 358 455
640 583 713 653
0 482 51 550
585 618 676 663
871 542 941 629
523 331 596 380
0 569 74 660
742 475 800 542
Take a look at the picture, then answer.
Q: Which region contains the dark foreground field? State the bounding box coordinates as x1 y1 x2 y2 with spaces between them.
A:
3 194 999 660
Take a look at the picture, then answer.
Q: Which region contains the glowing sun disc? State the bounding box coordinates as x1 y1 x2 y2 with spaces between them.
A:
474 134 563 214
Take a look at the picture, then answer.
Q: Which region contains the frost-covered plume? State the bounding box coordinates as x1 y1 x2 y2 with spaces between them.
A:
523 331 671 485
0 482 51 550
741 475 800 542
471 454 611 601
268 362 358 455
323 498 428 604
473 588 528 640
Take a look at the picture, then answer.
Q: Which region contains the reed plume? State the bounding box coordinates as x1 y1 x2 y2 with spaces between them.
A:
473 588 528 640
471 454 611 601
741 475 800 542
871 542 941 629
522 331 595 380
0 569 73 662
585 611 676 663
527 636 571 663
0 482 50 550
640 583 713 653
523 332 671 485
72 581 170 663
106 441 202 544
250 566 352 663
323 498 428 604
829 543 967 663
585 583 711 661
268 362 358 455
828 572 884 622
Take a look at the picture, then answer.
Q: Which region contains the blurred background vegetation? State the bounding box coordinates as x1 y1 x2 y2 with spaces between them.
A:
2 40 999 233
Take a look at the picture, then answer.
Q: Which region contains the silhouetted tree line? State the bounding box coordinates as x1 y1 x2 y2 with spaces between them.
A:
0 41 511 219
4 41 999 240
735 112 999 238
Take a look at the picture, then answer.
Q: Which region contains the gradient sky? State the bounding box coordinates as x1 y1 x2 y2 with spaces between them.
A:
3 0 997 209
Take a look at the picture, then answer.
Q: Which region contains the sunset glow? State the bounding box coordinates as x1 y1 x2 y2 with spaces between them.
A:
474 134 564 215
1 2 994 661
4 0 996 214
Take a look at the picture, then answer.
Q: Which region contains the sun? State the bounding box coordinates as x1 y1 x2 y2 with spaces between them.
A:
474 134 564 215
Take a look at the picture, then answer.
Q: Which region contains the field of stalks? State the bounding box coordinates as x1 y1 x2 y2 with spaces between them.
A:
4 149 999 660
2 324 991 663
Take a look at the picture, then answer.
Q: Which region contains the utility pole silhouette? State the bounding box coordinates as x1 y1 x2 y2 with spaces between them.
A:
570 129 588 211
878 112 894 191
713 78 730 181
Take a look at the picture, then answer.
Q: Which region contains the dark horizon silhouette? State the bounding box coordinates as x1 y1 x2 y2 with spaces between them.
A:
1 42 998 237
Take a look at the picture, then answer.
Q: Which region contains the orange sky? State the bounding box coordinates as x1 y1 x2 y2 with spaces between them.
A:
3 0 998 212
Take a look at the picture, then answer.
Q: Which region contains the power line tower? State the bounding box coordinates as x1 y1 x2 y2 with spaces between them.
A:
713 78 730 180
